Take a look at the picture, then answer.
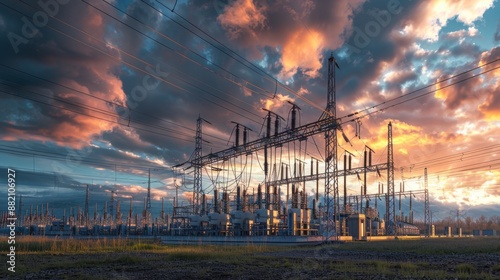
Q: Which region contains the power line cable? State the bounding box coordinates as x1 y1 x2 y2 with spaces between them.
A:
1 1 263 129
340 59 500 121
146 0 331 116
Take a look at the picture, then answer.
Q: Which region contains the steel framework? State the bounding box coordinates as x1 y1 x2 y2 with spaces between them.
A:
187 55 396 237
193 117 203 214
424 167 430 237
386 122 396 236
323 55 339 238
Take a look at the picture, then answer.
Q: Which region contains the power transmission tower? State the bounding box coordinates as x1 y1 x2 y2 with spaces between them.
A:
85 185 89 226
193 116 211 215
323 54 340 239
109 190 116 224
386 122 396 236
424 167 430 237
146 169 152 223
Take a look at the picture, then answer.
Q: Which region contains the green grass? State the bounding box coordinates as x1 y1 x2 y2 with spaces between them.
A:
0 236 284 256
1 236 499 279
334 237 500 255
456 263 476 274
397 262 418 276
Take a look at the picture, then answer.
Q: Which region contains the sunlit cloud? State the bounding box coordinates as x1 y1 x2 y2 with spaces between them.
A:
401 0 494 41
217 0 266 39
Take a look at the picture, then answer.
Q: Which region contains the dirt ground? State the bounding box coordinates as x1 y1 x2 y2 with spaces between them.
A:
3 242 500 279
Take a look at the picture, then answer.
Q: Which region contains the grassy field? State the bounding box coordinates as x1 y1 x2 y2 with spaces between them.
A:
1 236 499 279
337 236 500 254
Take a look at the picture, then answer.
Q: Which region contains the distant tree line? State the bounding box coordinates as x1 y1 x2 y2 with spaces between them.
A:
414 215 500 235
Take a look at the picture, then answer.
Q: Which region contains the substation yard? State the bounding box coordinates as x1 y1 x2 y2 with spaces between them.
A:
1 236 499 279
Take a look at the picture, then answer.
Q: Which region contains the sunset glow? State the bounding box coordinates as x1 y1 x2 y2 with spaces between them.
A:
0 0 499 220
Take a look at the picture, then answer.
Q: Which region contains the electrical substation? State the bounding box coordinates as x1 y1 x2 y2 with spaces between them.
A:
166 54 430 242
5 55 433 242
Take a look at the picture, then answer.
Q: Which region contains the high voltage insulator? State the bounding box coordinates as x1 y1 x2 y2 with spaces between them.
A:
266 184 271 210
275 117 279 137
223 192 229 214
236 186 241 211
257 184 262 209
214 189 219 213
235 125 240 147
243 127 248 146
288 101 301 130
231 121 253 148
264 146 268 176
202 194 207 215
266 111 271 138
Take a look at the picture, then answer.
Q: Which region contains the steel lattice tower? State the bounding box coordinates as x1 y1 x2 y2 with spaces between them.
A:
424 167 430 237
193 117 203 214
193 116 210 215
324 54 339 238
146 169 152 222
386 122 396 236
84 185 89 226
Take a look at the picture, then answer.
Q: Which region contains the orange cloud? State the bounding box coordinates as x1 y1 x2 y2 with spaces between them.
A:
369 119 429 150
477 47 500 120
260 93 295 111
0 5 127 150
38 70 125 149
280 28 325 79
182 191 194 203
217 0 266 39
433 171 500 206
479 93 500 121
117 184 167 201
402 0 494 41
217 1 362 79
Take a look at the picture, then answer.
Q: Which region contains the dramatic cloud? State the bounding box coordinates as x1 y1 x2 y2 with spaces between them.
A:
217 0 364 79
0 1 126 149
217 0 266 39
400 0 495 41
0 0 499 220
477 47 500 120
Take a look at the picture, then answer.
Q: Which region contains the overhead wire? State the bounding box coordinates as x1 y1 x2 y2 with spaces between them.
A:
339 60 500 122
0 79 204 142
0 144 171 171
104 0 275 100
3 0 499 205
2 1 263 132
98 0 275 108
151 0 328 114
399 144 500 170
0 165 162 185
0 1 262 152
14 0 256 139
